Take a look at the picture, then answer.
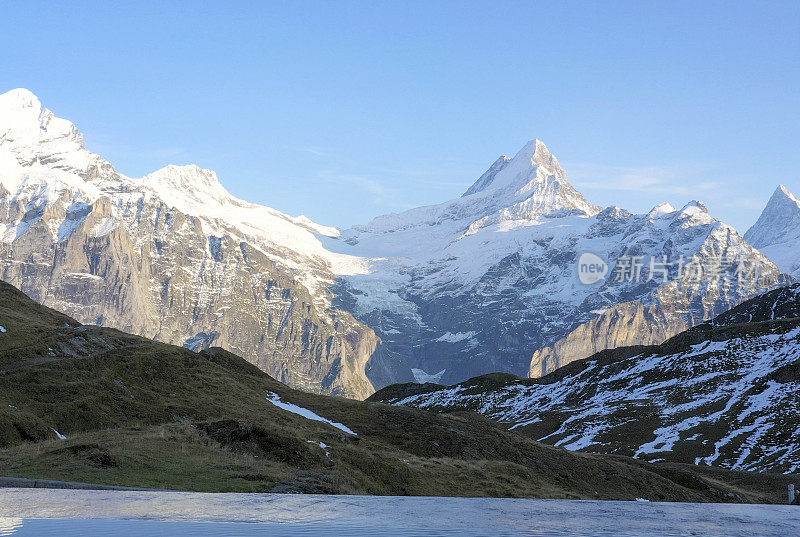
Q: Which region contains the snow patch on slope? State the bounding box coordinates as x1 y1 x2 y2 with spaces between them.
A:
266 392 356 435
389 324 800 473
411 368 447 383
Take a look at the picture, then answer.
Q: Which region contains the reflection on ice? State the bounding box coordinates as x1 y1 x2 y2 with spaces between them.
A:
0 518 22 536
0 489 799 537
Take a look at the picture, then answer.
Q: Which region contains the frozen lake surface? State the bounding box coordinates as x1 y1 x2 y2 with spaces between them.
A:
0 489 798 536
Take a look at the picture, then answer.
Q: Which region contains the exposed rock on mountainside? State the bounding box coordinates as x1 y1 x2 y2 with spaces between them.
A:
371 284 800 474
0 88 789 395
0 278 794 501
527 204 789 377
0 88 378 398
328 147 785 384
745 184 800 278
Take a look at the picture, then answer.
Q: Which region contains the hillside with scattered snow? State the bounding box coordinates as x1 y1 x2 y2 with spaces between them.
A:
372 284 800 474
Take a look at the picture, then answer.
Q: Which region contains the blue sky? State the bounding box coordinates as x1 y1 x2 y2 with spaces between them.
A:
2 1 798 231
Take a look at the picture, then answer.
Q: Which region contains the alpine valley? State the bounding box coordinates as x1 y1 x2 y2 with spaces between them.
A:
0 88 795 400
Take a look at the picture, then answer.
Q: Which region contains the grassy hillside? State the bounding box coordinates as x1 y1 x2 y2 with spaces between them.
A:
0 280 793 502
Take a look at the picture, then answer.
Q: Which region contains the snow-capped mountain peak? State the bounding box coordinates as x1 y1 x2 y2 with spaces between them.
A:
0 87 41 110
747 185 800 245
680 200 708 213
0 88 115 181
647 202 677 219
745 184 800 277
353 139 600 241
1 87 78 151
460 139 602 231
462 139 601 231
462 139 573 201
675 200 712 225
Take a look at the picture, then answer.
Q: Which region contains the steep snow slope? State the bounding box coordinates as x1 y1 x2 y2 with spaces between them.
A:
745 185 800 278
0 88 376 397
373 284 800 474
326 141 785 385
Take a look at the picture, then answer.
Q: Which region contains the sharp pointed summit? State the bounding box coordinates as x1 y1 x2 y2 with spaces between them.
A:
745 184 800 277
0 88 116 180
462 139 568 196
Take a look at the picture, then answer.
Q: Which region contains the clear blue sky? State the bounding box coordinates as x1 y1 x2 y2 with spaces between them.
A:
2 1 798 232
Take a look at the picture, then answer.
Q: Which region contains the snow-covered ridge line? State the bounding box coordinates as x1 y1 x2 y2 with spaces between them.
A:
0 88 369 296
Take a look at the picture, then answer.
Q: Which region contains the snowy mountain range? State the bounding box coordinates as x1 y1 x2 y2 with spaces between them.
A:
371 284 800 474
325 142 786 385
0 88 795 397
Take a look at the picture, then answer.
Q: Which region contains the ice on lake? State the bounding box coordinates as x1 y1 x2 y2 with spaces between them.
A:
1 489 798 536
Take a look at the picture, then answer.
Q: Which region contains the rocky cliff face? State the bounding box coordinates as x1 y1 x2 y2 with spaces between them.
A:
0 88 378 398
529 301 685 377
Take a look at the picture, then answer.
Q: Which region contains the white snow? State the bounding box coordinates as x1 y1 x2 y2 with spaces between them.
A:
647 202 676 219
390 324 800 474
411 368 446 384
745 185 800 277
65 272 103 280
52 428 67 440
508 417 541 430
435 331 476 343
306 439 330 456
0 326 6 333
266 392 356 435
